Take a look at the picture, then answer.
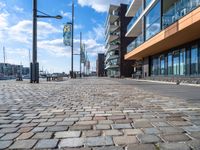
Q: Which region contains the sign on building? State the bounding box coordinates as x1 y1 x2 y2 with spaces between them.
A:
63 23 72 46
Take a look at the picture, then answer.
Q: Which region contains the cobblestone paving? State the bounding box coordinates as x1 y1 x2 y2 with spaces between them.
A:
0 78 200 149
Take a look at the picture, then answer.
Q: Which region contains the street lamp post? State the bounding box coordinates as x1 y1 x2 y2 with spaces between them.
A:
31 0 62 83
71 0 74 78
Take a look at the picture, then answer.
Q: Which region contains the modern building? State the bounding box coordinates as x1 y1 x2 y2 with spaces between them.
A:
96 53 105 77
0 63 29 77
125 0 200 82
105 4 135 78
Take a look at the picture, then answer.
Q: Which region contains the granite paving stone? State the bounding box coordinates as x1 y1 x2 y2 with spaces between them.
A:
127 144 157 150
17 127 33 133
45 126 68 132
59 138 84 148
186 139 200 150
9 139 38 149
95 124 110 130
161 134 191 142
103 130 123 136
83 130 101 137
137 134 161 144
85 136 113 147
182 126 200 132
113 136 138 145
112 123 132 129
124 129 143 135
32 132 53 139
55 131 81 138
34 139 59 149
17 132 34 140
0 128 18 133
143 128 161 134
0 141 13 149
1 78 200 149
32 127 46 133
93 146 123 150
0 133 20 140
158 142 190 150
159 127 185 134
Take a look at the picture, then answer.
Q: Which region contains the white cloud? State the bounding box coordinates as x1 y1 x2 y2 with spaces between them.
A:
14 6 24 13
0 12 9 29
74 24 84 29
0 2 6 9
77 0 130 13
60 10 71 20
0 12 9 40
38 38 70 57
8 20 60 44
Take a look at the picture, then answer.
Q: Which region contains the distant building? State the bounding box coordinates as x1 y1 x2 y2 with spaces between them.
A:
105 4 134 78
22 67 30 75
0 63 29 77
96 53 105 77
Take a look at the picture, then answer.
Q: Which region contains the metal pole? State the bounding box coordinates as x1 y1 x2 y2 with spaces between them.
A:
29 49 31 64
80 32 82 78
71 0 74 78
3 46 5 76
31 0 39 83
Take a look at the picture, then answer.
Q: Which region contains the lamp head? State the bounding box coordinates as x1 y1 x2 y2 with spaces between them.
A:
55 15 62 19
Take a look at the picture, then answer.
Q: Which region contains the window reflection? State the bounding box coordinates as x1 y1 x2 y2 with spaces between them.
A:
168 53 173 75
191 45 198 75
173 51 180 75
160 55 165 75
180 49 186 75
145 0 161 40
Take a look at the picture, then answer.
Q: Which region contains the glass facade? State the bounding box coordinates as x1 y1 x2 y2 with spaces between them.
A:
151 57 158 76
126 0 200 53
162 0 200 29
150 41 200 77
191 45 198 75
168 53 173 75
173 51 180 75
160 55 165 75
145 0 152 8
145 0 161 40
180 49 186 75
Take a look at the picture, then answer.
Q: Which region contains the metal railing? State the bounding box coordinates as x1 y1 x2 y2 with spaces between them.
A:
127 33 144 52
127 5 143 32
162 0 200 29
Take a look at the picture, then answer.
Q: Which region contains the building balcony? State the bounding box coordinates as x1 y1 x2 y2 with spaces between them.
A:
106 45 119 54
105 64 119 70
125 5 200 60
105 24 120 39
126 0 143 17
127 5 143 33
162 0 200 29
105 33 120 45
105 55 119 63
127 33 144 52
126 0 157 37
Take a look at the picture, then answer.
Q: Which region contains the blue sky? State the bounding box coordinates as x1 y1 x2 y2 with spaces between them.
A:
0 0 129 73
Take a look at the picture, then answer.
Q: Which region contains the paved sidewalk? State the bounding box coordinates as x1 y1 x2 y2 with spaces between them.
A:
0 78 200 149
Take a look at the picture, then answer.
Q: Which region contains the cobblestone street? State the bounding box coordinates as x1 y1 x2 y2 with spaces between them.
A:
0 78 200 149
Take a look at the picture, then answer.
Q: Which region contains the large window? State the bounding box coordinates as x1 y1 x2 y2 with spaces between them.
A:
151 57 158 76
160 55 165 75
145 1 161 40
145 0 152 8
168 53 173 75
180 49 186 75
191 45 198 75
173 51 180 75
